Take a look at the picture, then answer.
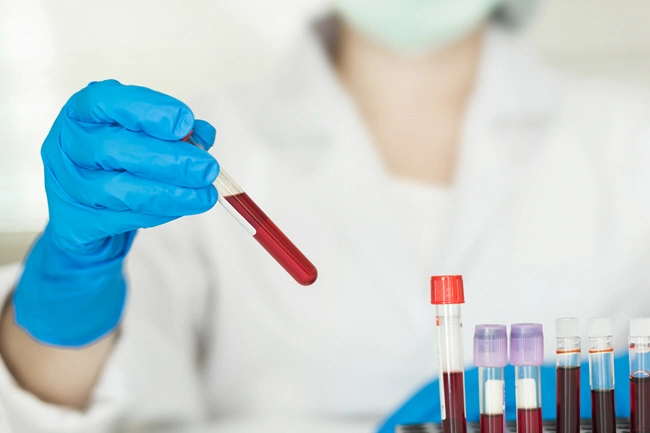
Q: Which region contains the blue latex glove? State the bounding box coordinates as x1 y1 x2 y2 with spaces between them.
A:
13 79 219 347
377 355 631 432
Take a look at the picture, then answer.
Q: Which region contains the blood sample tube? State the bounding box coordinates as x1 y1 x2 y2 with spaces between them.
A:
183 134 317 286
510 323 544 433
555 318 581 433
474 325 508 433
629 318 650 433
431 275 467 433
588 317 616 433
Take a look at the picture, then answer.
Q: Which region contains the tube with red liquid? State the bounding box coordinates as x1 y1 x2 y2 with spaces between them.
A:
432 275 467 433
555 318 581 433
184 134 317 286
510 323 544 433
474 325 508 433
588 317 616 433
629 318 650 433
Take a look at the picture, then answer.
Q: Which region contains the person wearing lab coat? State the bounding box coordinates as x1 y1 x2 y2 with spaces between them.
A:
1 1 650 432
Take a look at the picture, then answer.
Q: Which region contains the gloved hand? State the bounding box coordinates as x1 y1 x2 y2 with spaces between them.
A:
377 356 632 433
13 79 219 347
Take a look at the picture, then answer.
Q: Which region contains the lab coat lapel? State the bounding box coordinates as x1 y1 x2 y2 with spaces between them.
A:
319 75 424 298
259 25 563 290
440 28 561 271
279 30 424 297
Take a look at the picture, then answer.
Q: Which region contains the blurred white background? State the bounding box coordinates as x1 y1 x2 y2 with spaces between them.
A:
1 0 650 236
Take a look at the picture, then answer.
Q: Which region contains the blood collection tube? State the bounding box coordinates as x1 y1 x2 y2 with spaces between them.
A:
432 275 467 433
588 317 616 433
510 323 544 433
555 318 581 433
474 325 508 433
629 318 650 433
183 134 317 286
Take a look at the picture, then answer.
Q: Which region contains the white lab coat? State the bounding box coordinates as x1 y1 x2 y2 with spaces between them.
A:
1 25 650 433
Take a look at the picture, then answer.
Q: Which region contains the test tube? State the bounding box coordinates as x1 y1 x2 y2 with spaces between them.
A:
431 275 467 433
474 325 508 433
588 317 616 433
510 323 544 433
555 318 581 433
629 318 650 433
183 134 317 286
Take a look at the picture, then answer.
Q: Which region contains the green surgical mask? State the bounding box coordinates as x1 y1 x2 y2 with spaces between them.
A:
332 0 506 53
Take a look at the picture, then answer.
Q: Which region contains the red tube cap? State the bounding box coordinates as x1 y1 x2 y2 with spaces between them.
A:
431 275 464 304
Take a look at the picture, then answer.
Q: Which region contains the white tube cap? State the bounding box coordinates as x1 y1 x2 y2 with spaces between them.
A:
555 318 579 338
588 317 612 337
630 318 650 337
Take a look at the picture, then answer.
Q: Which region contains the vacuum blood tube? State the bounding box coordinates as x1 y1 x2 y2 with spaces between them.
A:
474 325 507 433
183 133 317 286
588 317 616 433
555 318 581 433
629 318 650 433
510 323 544 433
432 275 467 433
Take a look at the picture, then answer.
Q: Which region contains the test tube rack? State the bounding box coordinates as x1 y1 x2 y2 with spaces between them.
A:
396 419 631 433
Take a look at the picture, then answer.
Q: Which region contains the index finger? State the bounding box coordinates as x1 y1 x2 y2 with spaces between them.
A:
64 79 194 141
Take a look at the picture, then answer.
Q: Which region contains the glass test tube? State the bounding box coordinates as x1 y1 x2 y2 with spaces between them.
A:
555 318 581 433
629 318 650 433
432 275 467 433
510 323 544 433
183 134 317 286
588 317 616 433
474 325 508 433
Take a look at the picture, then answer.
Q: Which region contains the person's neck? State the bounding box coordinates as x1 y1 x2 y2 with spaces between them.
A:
334 23 485 186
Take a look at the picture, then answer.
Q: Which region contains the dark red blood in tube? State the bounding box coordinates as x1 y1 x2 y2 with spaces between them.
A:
557 366 581 433
224 193 317 286
517 408 542 433
480 414 504 433
442 371 467 433
631 376 650 433
591 389 616 433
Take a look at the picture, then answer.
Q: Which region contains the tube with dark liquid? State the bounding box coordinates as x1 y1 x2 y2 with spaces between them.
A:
588 317 616 433
184 134 317 285
555 318 581 433
630 318 650 433
474 325 507 433
511 323 544 433
432 276 467 433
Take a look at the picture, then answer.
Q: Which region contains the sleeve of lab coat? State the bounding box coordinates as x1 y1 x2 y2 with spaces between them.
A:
0 214 214 433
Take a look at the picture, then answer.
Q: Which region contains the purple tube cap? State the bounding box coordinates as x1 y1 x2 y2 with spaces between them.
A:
474 325 508 368
510 323 544 366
